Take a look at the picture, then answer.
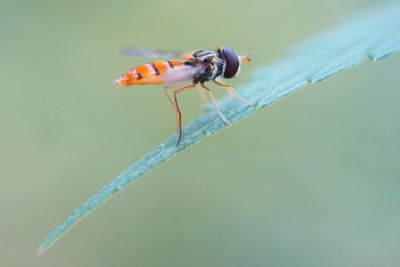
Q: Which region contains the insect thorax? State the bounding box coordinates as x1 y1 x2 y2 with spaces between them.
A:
190 49 225 83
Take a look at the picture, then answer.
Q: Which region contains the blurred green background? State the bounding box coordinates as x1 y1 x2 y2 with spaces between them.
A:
1 0 399 266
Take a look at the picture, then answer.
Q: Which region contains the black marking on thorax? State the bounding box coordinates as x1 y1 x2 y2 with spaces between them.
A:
190 49 225 83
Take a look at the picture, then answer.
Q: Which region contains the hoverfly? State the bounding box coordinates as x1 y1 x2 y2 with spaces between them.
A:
114 47 252 145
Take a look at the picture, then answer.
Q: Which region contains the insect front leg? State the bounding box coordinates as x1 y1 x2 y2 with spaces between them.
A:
173 83 196 145
213 79 253 106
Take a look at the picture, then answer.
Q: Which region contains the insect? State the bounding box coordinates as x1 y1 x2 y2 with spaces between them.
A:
114 46 252 145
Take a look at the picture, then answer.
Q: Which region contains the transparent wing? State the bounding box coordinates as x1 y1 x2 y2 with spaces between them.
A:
164 64 204 88
123 47 185 59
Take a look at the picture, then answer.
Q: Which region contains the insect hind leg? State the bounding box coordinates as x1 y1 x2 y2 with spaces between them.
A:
163 86 175 108
172 83 196 145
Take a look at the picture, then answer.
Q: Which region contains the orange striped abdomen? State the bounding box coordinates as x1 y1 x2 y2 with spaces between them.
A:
114 60 184 86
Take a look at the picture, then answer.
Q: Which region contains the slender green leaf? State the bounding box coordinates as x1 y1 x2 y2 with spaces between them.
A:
38 4 400 255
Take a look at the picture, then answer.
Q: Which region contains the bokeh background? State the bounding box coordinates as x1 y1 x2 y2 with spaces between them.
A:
1 0 399 266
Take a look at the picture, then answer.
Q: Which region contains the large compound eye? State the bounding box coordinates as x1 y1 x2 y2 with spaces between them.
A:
221 47 240 79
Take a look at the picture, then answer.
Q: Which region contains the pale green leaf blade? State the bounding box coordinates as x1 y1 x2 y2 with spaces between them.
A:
38 4 400 255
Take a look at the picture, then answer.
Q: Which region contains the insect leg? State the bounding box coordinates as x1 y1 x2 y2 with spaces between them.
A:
196 87 209 106
173 83 196 145
200 82 230 125
163 87 175 108
213 79 253 106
